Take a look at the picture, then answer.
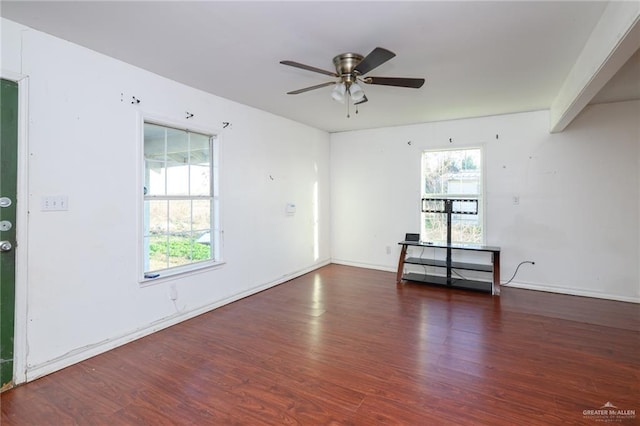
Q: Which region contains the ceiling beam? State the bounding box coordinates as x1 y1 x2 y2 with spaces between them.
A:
549 2 640 133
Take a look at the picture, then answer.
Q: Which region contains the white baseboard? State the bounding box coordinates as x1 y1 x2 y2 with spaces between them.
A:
503 280 640 304
330 258 397 273
25 259 331 382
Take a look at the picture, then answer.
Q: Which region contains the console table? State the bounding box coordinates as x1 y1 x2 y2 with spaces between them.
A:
397 241 501 295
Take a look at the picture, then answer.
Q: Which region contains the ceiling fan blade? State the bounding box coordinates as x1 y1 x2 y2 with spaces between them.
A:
280 60 338 77
366 77 425 89
354 95 368 105
286 81 336 95
354 47 396 75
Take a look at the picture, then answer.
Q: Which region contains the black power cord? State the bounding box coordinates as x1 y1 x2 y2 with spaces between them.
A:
502 260 535 285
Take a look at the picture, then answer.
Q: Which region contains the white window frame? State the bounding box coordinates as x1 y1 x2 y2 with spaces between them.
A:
420 146 485 245
138 113 223 283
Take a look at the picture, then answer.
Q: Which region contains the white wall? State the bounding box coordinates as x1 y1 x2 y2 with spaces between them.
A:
331 102 640 302
1 18 331 381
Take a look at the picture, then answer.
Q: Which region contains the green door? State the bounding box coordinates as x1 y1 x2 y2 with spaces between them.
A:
0 79 18 391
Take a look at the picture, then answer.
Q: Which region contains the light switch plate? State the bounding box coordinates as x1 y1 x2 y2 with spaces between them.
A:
41 195 69 211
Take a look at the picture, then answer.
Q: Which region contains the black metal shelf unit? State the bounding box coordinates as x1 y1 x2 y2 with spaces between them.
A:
397 198 501 295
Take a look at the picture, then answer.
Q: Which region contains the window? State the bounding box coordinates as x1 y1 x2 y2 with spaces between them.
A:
421 148 483 244
142 121 220 278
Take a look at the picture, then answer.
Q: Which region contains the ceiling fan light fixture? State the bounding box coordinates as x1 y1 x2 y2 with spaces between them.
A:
331 82 346 103
349 82 365 102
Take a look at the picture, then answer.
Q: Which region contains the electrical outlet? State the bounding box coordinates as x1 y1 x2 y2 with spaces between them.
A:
513 195 520 205
386 246 391 254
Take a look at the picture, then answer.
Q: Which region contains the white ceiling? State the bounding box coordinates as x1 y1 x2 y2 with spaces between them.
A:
1 1 638 133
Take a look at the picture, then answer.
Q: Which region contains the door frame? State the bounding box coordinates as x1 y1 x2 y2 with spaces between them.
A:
1 70 29 386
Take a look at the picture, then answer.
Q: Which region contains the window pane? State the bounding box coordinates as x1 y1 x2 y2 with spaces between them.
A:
190 165 210 196
148 234 169 272
423 212 447 242
193 200 212 260
165 129 189 195
144 123 167 196
192 200 211 232
145 160 166 196
144 123 166 161
166 127 189 156
192 231 212 261
147 200 168 235
167 234 193 268
169 200 191 234
194 230 212 256
190 133 210 164
452 220 482 242
166 165 189 196
190 134 210 196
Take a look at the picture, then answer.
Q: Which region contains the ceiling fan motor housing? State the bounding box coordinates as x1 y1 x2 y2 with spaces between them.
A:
333 53 364 84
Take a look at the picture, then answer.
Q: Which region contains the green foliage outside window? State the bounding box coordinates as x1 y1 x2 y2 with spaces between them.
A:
149 236 211 261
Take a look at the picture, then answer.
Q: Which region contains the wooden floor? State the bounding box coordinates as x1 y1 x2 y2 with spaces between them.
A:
2 264 639 425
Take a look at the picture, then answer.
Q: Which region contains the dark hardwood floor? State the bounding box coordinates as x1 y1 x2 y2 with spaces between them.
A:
2 264 639 425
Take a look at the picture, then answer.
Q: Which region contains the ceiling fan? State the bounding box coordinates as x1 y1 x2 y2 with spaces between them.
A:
280 47 425 115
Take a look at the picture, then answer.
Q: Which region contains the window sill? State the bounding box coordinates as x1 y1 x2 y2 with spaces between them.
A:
139 260 225 287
